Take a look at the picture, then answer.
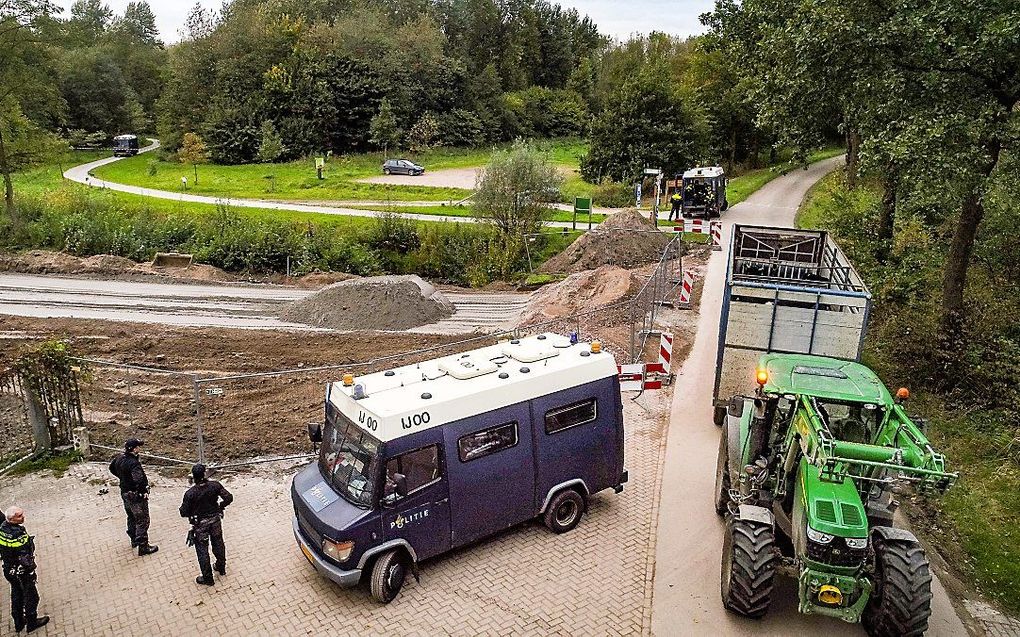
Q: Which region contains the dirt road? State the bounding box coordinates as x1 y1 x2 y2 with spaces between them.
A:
651 157 969 636
0 274 530 334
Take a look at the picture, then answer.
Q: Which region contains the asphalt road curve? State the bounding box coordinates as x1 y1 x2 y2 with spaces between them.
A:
651 156 968 636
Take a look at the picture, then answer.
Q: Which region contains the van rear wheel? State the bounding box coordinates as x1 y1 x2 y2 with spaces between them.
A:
544 489 586 534
369 549 407 603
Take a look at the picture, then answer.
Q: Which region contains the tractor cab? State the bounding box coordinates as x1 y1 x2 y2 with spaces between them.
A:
680 166 727 218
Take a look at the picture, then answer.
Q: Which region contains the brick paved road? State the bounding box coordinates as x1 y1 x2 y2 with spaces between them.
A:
0 393 668 637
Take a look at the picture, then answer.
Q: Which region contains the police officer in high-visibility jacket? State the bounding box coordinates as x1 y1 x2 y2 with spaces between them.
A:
180 464 233 586
669 191 682 221
0 506 49 633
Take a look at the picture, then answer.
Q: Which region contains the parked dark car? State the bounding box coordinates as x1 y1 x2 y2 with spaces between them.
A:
382 159 425 176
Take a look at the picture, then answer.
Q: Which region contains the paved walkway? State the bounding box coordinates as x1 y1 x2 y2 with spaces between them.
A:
0 390 670 636
63 142 587 229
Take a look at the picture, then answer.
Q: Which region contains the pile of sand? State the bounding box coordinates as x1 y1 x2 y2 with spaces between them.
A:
540 209 675 274
519 265 634 325
279 275 455 331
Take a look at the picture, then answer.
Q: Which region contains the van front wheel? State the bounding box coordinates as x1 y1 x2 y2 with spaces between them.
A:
369 549 407 603
544 489 586 534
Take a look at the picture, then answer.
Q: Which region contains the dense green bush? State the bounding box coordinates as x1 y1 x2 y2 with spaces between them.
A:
3 189 544 286
800 171 1020 417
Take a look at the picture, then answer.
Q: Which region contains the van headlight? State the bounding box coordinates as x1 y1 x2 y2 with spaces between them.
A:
846 537 868 550
806 526 834 544
322 538 354 563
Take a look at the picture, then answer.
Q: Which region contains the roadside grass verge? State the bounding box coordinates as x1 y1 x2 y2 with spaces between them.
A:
4 450 83 478
797 166 1020 616
351 203 607 225
728 146 844 208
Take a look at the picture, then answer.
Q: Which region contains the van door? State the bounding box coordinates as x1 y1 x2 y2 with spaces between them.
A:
381 443 451 561
443 402 535 546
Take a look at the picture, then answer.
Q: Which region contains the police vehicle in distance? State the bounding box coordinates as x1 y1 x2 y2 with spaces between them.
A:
113 134 140 157
681 166 728 218
292 333 628 602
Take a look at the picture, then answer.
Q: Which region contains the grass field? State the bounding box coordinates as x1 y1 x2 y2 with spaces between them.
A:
93 139 589 204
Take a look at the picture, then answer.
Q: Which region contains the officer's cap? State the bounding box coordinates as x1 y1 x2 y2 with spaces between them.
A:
124 438 144 450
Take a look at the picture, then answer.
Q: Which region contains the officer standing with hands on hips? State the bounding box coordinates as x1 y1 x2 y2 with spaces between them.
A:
180 464 233 586
109 438 159 556
1 506 49 633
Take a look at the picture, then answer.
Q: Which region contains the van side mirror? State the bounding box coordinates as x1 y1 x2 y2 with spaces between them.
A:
308 422 322 444
394 473 408 497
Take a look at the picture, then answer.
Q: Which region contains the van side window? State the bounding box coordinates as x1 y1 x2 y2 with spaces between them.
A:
383 445 441 503
458 422 518 462
545 399 597 434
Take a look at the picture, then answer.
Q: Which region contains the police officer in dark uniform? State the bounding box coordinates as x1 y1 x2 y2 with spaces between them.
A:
1 506 49 633
179 464 233 586
109 438 159 556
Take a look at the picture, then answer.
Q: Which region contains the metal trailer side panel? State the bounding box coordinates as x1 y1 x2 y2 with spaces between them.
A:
713 225 873 405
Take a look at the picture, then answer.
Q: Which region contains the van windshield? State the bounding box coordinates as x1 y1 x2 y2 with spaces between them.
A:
319 411 380 508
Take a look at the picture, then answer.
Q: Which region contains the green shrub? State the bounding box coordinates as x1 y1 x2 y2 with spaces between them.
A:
593 179 634 208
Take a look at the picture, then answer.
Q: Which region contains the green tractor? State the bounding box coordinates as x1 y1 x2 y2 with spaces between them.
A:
715 353 957 635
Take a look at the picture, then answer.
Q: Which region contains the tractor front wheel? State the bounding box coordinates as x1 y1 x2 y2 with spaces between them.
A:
721 516 777 618
863 537 933 637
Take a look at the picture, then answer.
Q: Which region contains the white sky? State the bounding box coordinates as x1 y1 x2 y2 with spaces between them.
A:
52 0 714 43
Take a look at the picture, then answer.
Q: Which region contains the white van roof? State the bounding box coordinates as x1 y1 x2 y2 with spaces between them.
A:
683 166 724 179
328 333 618 442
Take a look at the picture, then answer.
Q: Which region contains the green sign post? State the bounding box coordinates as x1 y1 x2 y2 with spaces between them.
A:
573 196 593 231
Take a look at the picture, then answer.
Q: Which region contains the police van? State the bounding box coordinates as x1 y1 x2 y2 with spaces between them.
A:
291 333 628 602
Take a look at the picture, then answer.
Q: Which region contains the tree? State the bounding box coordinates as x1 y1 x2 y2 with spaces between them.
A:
117 1 159 44
369 98 402 157
0 0 62 222
582 69 710 183
405 112 439 153
473 140 564 237
67 0 113 46
703 0 1019 339
256 120 285 164
177 131 208 184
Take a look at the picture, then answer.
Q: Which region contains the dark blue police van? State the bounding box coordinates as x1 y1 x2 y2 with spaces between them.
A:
292 333 628 602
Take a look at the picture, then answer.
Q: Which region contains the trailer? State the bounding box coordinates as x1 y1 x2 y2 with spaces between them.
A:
712 225 872 425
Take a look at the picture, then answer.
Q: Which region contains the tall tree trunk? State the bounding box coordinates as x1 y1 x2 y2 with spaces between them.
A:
940 140 1002 337
877 167 897 262
845 129 861 189
0 126 16 224
749 132 760 169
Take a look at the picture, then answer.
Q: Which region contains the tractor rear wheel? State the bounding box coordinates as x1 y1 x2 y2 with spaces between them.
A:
714 424 731 516
721 516 777 618
863 537 933 637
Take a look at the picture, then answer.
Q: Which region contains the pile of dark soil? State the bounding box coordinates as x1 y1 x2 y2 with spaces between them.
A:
539 209 675 273
279 275 454 331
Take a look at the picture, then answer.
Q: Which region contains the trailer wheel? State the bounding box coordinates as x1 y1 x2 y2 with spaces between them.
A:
369 549 408 604
721 516 776 618
714 425 731 516
544 489 586 534
863 538 933 637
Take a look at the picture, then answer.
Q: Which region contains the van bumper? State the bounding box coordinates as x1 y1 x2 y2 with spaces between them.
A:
292 517 362 587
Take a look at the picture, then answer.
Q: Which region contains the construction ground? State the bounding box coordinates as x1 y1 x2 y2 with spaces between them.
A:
2 155 1016 636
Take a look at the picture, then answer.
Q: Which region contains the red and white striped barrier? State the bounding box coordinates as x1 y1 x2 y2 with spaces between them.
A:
617 363 646 392
673 218 710 234
620 333 674 390
677 271 695 309
673 219 723 251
